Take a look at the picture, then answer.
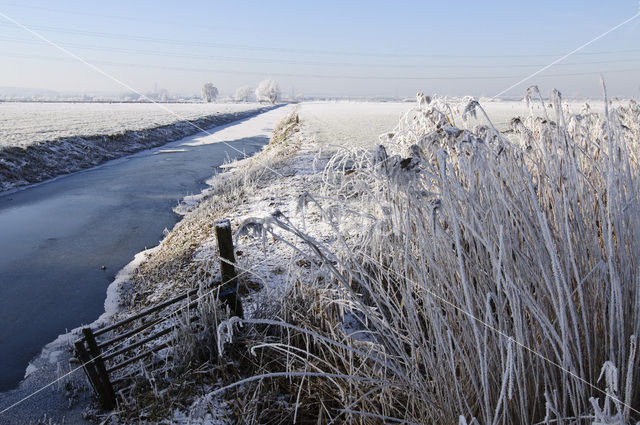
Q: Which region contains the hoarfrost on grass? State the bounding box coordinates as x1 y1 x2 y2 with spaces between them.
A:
99 97 640 424
210 94 640 423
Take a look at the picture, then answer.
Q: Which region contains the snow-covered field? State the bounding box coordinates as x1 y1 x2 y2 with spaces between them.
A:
0 102 270 192
0 99 609 151
298 101 412 147
0 102 265 148
297 99 612 149
460 99 612 131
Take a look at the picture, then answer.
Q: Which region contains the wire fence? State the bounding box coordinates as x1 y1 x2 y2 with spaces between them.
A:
0 5 638 420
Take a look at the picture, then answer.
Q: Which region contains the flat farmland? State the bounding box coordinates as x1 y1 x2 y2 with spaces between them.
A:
0 102 265 148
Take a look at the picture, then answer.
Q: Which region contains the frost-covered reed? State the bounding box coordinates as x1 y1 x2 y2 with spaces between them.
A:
225 88 640 423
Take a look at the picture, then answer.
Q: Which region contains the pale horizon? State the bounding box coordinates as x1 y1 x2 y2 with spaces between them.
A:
0 0 639 100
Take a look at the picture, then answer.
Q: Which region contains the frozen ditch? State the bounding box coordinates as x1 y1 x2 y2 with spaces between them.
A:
0 102 272 193
0 106 293 424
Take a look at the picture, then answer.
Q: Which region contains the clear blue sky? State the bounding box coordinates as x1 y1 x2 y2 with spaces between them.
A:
0 0 638 99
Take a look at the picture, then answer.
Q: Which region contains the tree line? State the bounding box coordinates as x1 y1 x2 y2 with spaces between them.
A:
202 78 281 104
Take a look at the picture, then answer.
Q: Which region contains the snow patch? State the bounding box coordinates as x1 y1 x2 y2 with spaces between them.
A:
98 246 160 326
23 364 38 379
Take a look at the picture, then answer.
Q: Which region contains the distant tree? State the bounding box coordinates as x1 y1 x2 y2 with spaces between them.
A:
255 78 281 104
202 83 218 102
158 88 169 102
234 86 254 102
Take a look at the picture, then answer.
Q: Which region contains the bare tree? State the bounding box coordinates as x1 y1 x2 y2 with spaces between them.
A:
158 88 169 102
255 79 281 104
234 86 254 102
202 83 218 102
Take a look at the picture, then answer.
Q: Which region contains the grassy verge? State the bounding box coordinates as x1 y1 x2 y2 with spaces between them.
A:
216 91 639 424
95 110 301 423
104 90 639 424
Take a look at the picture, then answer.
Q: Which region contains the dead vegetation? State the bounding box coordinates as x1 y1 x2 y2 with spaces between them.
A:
102 88 639 424
214 88 639 424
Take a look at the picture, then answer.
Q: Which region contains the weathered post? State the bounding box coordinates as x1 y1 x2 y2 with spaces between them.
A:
74 340 102 402
81 328 116 409
214 219 244 318
75 330 116 410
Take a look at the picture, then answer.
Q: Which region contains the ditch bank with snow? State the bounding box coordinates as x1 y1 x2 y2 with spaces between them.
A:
0 106 294 424
0 105 275 193
77 96 640 424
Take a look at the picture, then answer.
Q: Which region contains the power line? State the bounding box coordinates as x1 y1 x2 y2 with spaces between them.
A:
0 4 637 419
2 35 640 70
0 11 289 179
0 20 638 59
493 10 640 98
2 50 638 81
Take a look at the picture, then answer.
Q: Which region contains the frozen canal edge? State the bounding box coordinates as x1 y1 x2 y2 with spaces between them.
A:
0 105 294 424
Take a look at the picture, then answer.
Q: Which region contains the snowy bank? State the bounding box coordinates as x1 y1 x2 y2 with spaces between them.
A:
97 96 640 424
0 105 274 193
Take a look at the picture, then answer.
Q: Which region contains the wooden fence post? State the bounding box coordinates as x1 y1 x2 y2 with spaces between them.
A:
214 219 244 318
74 340 102 402
80 328 116 409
